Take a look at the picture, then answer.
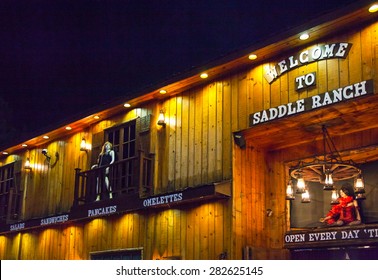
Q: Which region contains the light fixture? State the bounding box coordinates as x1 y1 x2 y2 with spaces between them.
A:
287 125 365 202
286 180 295 200
299 33 310 40
124 103 131 108
65 126 72 131
80 138 89 151
157 109 166 126
248 54 257 60
369 3 378 13
159 89 167 95
200 72 208 79
323 168 334 190
24 158 32 170
233 133 246 149
42 149 51 162
41 149 60 167
354 174 366 200
301 188 311 203
296 174 306 194
330 189 339 205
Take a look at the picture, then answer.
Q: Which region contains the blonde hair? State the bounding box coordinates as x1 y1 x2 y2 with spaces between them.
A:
100 141 113 155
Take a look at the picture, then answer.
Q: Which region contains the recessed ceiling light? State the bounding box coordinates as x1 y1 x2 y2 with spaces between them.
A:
248 54 257 60
2 151 9 155
65 126 72 130
93 115 100 119
369 4 378 13
159 89 167 94
21 144 28 147
43 135 49 139
299 33 310 40
200 73 208 79
124 103 131 108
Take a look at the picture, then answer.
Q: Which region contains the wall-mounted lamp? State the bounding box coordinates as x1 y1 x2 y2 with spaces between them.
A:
42 149 51 162
24 157 32 170
80 138 90 151
42 149 60 167
157 109 166 126
233 132 246 149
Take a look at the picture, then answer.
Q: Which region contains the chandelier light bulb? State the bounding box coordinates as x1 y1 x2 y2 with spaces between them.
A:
323 169 334 190
301 189 311 203
296 178 305 193
331 189 339 205
325 170 333 185
286 181 295 200
354 174 365 195
355 178 364 189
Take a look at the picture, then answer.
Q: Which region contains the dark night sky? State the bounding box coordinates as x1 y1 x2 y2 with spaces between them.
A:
0 0 358 147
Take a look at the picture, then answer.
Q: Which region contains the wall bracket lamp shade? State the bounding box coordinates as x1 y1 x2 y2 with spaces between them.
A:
42 149 51 162
42 149 60 167
80 138 90 151
24 157 32 170
157 110 166 126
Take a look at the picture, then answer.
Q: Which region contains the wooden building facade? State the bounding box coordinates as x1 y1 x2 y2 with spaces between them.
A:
1 1 378 260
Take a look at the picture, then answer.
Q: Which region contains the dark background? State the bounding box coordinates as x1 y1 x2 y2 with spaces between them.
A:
0 0 358 148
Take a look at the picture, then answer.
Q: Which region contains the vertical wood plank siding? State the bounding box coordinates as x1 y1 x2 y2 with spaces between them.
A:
0 201 230 259
157 81 235 192
0 22 377 260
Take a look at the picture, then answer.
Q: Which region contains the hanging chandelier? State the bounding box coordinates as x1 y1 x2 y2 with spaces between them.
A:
286 125 365 203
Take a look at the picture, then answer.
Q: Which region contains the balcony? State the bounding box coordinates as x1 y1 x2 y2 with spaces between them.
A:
73 151 154 208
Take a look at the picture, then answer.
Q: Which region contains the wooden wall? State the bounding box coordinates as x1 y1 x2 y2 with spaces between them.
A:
156 81 238 193
231 142 288 260
21 134 89 220
0 200 230 260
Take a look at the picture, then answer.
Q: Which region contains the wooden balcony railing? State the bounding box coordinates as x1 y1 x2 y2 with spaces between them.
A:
73 151 154 207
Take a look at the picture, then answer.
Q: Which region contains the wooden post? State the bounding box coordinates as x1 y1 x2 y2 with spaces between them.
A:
73 168 81 207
